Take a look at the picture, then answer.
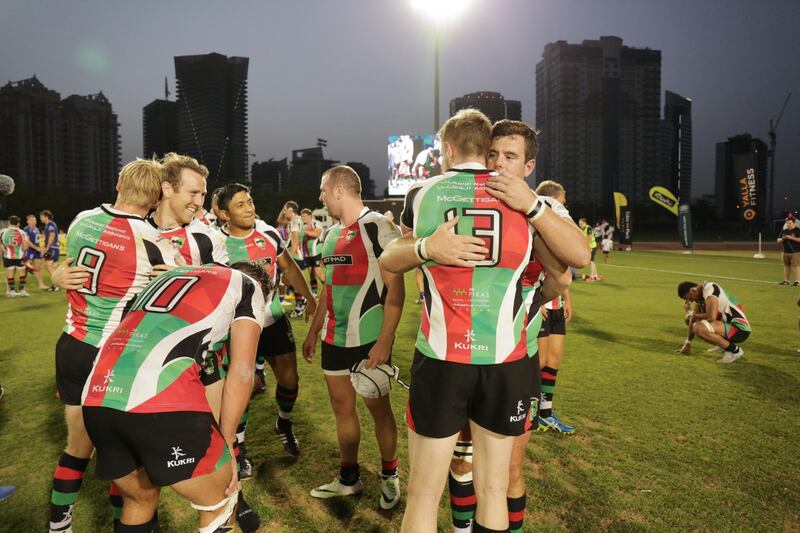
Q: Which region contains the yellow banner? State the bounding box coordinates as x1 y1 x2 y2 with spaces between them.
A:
613 192 628 227
648 186 679 216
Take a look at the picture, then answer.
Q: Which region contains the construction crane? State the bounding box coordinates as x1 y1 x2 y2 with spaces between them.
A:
768 92 791 220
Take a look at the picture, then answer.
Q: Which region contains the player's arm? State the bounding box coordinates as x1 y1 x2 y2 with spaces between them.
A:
305 225 322 239
694 295 718 321
302 283 328 363
535 237 572 301
276 252 316 320
366 267 405 368
379 218 490 273
562 287 573 323
485 174 590 267
44 227 56 251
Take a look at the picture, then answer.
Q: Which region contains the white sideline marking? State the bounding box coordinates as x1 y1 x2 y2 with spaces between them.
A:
603 263 775 285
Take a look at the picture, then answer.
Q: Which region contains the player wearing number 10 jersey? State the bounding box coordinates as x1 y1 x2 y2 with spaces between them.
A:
82 263 267 532
48 159 175 533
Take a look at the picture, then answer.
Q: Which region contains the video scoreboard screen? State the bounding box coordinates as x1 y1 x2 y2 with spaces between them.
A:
387 134 441 196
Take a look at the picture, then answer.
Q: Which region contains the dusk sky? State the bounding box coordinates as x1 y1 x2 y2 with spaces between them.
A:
2 0 798 207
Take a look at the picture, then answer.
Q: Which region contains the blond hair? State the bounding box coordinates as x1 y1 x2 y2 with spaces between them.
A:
536 180 565 198
160 152 209 190
438 108 492 159
116 158 163 208
323 165 362 195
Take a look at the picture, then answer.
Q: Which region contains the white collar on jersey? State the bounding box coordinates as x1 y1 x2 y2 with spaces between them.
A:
447 161 488 172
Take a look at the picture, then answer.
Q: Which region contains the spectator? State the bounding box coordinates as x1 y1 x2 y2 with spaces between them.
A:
777 216 800 285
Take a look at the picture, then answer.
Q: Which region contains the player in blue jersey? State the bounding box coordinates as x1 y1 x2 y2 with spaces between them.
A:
23 214 48 290
40 210 60 291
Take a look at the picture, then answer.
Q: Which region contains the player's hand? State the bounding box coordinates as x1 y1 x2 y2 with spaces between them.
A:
51 258 90 290
564 304 573 323
225 440 240 496
425 217 489 267
365 339 392 369
149 264 176 277
304 298 317 323
302 332 317 364
485 173 536 213
540 306 549 320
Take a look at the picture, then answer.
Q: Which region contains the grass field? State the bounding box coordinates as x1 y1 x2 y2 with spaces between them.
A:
0 249 798 532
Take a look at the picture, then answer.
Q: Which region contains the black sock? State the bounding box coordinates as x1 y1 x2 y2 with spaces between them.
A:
727 342 738 352
109 483 123 527
114 512 157 533
339 462 360 486
49 452 90 532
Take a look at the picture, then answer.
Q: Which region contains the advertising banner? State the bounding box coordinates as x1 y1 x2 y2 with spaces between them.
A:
734 151 759 222
678 204 693 249
648 186 679 216
613 192 628 227
619 206 633 245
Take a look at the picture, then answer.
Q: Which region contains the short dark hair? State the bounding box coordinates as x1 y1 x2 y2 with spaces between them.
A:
40 210 53 220
230 261 273 300
9 215 20 225
217 183 250 212
491 120 539 161
678 281 696 299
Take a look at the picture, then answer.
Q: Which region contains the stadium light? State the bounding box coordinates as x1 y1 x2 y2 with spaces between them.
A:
411 0 473 131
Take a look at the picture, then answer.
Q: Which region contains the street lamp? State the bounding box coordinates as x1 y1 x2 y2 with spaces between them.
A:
411 0 472 131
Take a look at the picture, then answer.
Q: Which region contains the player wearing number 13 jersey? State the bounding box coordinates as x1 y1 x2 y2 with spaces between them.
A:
82 263 267 532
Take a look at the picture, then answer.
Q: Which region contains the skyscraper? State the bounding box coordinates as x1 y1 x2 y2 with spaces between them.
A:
0 76 120 194
174 53 249 183
662 91 692 205
535 36 662 210
143 99 179 159
449 91 521 124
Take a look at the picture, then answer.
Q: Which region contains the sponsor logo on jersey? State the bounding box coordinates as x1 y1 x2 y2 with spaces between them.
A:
453 329 488 351
322 255 353 266
91 369 124 394
509 399 528 423
452 287 490 299
254 237 266 248
167 446 195 468
345 230 357 242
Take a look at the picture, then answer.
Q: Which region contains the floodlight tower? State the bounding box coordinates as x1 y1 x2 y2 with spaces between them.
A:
411 0 472 131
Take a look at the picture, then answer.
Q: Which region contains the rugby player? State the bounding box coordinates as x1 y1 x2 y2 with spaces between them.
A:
219 184 316 459
295 207 323 306
302 165 403 509
281 201 307 314
578 218 599 281
82 262 268 532
1 215 30 297
23 214 48 289
677 281 751 363
446 122 584 532
47 159 176 533
40 209 61 290
380 109 532 532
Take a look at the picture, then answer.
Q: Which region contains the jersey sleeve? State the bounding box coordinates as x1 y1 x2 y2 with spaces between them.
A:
210 229 229 265
541 196 572 220
234 274 266 327
377 216 402 252
702 282 719 300
400 183 423 231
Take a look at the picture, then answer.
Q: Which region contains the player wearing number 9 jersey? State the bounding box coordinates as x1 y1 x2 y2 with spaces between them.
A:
81 263 267 532
48 158 177 533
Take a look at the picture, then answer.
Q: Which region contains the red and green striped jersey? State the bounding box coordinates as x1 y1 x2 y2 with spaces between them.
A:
321 208 400 347
401 166 533 365
221 219 285 327
1 227 28 259
522 256 545 357
64 205 176 348
148 216 229 266
301 219 323 257
81 266 264 413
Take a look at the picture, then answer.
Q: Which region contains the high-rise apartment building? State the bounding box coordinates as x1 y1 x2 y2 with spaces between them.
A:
662 91 692 205
449 91 521 124
0 76 120 194
252 158 289 193
174 53 249 183
143 99 180 159
535 36 662 209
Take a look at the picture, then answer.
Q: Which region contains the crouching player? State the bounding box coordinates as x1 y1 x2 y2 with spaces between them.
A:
81 262 268 532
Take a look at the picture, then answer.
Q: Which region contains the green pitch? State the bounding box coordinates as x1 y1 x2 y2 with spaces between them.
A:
0 249 798 531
